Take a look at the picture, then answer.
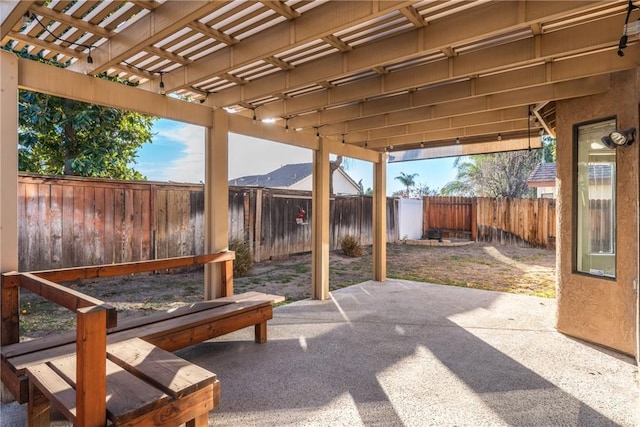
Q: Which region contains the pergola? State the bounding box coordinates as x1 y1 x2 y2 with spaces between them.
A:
1 0 638 303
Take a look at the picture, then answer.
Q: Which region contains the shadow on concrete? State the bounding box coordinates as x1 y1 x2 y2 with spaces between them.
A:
177 280 631 426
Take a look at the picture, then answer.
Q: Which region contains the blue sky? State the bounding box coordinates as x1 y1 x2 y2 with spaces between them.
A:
136 119 458 193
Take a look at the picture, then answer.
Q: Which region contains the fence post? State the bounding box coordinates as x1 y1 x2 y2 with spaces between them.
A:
471 198 478 241
423 197 430 238
254 189 262 262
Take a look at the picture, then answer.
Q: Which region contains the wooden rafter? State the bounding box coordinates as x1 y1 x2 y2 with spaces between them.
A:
322 35 352 52
264 56 294 70
67 1 226 75
187 20 238 46
400 6 426 28
30 4 113 39
209 5 622 109
260 1 300 20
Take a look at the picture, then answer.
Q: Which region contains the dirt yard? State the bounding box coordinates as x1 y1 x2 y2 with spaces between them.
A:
18 242 555 339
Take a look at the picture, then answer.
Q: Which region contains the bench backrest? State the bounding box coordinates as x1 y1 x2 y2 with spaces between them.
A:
0 252 234 423
1 251 235 347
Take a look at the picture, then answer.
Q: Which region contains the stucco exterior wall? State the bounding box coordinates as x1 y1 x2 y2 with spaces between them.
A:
556 69 639 357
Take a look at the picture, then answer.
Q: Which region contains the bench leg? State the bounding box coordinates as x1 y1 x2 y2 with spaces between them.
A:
28 382 50 427
186 413 209 427
255 322 267 344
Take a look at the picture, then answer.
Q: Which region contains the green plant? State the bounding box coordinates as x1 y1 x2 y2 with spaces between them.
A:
340 235 364 258
229 238 253 277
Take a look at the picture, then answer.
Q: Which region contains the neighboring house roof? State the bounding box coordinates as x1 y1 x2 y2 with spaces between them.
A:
588 164 613 181
230 163 311 187
229 162 360 192
527 163 556 187
528 162 613 188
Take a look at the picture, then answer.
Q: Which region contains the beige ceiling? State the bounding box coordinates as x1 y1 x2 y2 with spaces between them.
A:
2 0 639 154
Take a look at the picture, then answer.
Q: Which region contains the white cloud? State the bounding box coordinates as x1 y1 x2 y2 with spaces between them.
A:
158 124 205 183
228 133 311 179
146 124 312 184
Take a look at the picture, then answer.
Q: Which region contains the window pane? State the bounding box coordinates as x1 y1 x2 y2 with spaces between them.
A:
576 119 616 278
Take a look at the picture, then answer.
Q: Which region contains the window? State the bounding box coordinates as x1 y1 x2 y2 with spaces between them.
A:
575 118 616 278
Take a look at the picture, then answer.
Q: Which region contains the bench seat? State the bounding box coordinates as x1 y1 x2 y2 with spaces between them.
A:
2 292 284 404
27 338 219 426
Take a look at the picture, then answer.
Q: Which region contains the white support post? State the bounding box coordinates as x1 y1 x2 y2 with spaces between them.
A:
204 108 230 299
0 50 19 275
311 138 330 300
373 153 387 281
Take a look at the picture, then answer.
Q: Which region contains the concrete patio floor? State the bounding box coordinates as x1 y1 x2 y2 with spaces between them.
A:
1 280 638 426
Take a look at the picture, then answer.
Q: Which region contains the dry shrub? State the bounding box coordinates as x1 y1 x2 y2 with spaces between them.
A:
229 238 253 277
340 235 364 258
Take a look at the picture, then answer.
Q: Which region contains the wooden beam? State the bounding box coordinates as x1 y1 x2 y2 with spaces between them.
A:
373 155 386 281
182 1 605 105
213 11 625 110
342 107 528 141
145 45 193 66
311 138 330 300
260 1 300 20
389 137 544 161
135 1 162 11
325 139 379 164
0 50 19 279
30 4 113 39
372 66 388 75
157 1 416 91
18 56 213 127
204 109 230 299
8 31 88 62
294 73 613 135
19 252 235 283
68 1 225 74
364 119 530 149
400 6 426 28
228 113 318 151
0 0 34 40
322 35 352 52
19 273 106 311
187 20 238 46
222 73 248 86
264 56 294 70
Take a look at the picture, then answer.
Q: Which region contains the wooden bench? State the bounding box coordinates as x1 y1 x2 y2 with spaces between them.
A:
28 338 218 426
0 253 283 424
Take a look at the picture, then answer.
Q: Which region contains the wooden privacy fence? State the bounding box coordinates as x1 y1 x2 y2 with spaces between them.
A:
230 188 398 261
474 197 556 248
18 174 399 271
423 196 476 240
422 196 556 249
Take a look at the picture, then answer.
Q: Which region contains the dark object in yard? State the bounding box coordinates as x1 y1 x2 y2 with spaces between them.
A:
425 228 443 242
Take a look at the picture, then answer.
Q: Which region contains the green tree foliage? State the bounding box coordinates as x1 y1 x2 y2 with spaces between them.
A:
392 182 438 199
542 135 556 162
10 48 155 180
394 172 419 197
18 90 155 180
441 149 542 198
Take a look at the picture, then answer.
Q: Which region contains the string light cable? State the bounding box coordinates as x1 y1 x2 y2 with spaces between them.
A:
617 0 640 57
26 11 94 63
27 11 170 92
